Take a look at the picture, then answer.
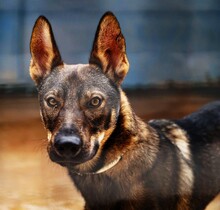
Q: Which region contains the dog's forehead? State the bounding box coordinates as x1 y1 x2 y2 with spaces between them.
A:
41 63 113 95
60 63 108 84
61 63 96 77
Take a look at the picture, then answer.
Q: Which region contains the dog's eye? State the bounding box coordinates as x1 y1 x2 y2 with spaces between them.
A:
47 97 58 108
89 97 102 108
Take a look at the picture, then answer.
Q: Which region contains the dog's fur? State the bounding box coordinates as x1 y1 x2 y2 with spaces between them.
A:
30 12 220 210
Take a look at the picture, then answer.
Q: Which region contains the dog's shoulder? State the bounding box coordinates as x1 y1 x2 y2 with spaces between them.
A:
149 119 188 144
149 119 190 159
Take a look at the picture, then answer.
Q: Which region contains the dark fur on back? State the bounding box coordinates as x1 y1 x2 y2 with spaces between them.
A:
29 12 220 210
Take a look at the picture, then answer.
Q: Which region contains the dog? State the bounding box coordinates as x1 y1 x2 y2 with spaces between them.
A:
29 11 220 210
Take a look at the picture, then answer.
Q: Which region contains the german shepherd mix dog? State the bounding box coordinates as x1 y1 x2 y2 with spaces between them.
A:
30 12 220 210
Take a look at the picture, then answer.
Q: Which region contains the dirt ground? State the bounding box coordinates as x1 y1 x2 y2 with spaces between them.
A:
0 90 220 210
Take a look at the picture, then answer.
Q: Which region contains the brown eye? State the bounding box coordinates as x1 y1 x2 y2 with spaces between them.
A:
47 97 58 108
89 97 102 108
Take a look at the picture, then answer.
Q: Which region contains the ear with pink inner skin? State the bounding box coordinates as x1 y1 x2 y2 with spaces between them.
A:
89 12 129 85
30 16 63 85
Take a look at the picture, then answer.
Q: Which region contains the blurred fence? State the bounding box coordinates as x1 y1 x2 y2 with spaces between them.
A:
1 0 220 87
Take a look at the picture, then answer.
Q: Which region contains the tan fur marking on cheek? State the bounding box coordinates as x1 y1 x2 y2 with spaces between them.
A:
97 132 105 143
47 131 52 142
46 122 63 144
90 132 105 144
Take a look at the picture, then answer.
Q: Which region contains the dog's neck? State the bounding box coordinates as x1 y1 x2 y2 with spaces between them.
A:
118 89 150 139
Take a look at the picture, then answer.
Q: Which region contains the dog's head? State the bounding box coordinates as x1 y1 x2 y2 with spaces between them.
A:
30 12 129 168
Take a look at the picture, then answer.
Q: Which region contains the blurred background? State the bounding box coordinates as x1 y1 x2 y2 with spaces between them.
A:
1 0 220 86
0 0 220 209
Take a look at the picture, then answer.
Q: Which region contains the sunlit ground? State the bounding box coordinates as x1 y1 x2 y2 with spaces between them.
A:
0 90 219 210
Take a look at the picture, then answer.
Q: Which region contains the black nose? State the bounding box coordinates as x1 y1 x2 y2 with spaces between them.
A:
54 135 82 158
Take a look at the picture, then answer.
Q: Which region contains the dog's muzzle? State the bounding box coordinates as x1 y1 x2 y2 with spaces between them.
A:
48 126 99 166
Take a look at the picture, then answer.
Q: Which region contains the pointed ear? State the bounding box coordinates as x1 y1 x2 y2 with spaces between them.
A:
89 12 129 85
30 16 63 85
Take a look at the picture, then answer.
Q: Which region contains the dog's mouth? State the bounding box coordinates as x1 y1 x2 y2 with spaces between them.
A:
47 140 99 167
